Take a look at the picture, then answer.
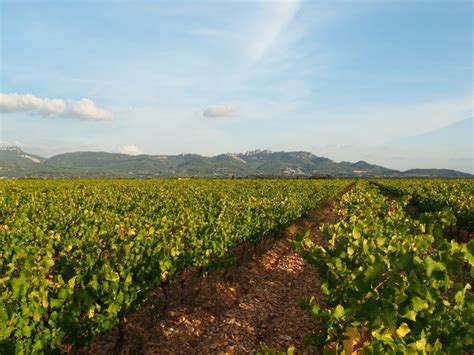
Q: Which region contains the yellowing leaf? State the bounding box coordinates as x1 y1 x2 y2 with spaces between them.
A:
403 310 417 321
347 246 354 257
88 309 95 318
333 304 345 319
371 327 393 342
415 338 426 350
396 322 410 337
68 276 76 289
411 296 428 312
353 227 361 239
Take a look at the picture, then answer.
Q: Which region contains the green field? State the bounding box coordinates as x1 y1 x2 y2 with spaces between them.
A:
0 179 348 352
0 179 472 353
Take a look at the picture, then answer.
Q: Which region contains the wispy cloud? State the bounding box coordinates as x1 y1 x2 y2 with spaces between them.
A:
283 95 473 148
0 92 112 121
244 0 302 64
345 95 473 142
202 105 239 118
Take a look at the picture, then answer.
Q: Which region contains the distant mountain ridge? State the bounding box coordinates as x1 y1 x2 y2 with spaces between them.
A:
0 146 472 178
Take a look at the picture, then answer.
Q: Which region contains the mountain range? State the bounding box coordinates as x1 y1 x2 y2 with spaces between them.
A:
0 146 471 179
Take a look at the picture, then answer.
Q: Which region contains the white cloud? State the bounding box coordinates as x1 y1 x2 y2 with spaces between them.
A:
119 144 142 155
0 92 112 121
202 105 239 118
0 92 65 115
244 0 302 64
68 99 113 121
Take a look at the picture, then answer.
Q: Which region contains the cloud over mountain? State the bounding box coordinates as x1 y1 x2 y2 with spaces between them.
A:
118 144 142 155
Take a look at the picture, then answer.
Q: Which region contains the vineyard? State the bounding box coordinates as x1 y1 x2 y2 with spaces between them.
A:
0 179 347 353
296 181 473 353
0 178 473 353
374 179 474 233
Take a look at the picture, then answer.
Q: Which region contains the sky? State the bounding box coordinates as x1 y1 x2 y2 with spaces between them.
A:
0 0 473 172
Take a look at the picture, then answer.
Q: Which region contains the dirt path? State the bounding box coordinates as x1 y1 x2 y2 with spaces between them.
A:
83 198 339 354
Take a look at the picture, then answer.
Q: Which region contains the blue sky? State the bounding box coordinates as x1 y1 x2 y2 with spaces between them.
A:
1 0 472 172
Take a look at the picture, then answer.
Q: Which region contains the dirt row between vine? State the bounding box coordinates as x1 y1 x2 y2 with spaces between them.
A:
81 196 342 354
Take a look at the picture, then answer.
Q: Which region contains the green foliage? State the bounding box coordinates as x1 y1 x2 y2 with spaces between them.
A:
374 179 474 232
296 182 473 353
0 179 348 352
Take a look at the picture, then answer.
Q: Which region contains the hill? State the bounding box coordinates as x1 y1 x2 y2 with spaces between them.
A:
0 147 472 178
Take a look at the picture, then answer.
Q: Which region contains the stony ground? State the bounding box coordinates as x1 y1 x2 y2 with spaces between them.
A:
81 198 338 355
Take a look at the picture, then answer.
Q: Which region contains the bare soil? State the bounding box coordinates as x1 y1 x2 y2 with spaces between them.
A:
80 198 339 355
